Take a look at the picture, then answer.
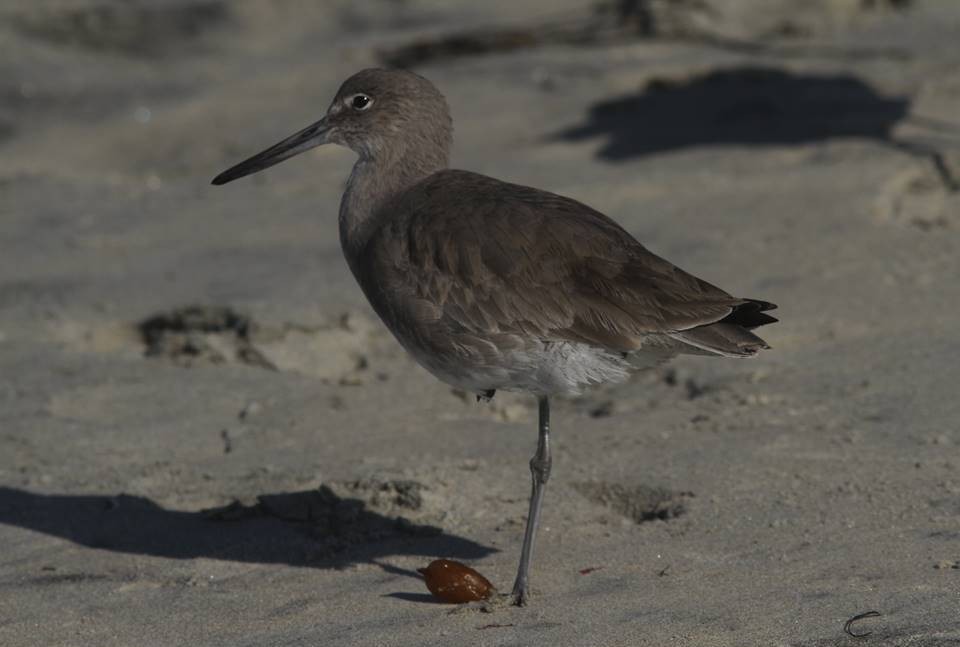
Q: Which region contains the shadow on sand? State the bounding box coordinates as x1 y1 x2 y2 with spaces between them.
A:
0 486 495 572
557 66 912 160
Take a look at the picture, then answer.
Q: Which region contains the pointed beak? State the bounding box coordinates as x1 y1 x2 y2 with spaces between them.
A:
212 117 331 185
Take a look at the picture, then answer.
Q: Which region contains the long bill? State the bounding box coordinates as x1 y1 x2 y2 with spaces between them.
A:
211 117 330 186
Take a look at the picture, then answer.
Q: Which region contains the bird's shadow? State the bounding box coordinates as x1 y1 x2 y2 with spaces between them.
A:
0 486 495 582
555 66 918 160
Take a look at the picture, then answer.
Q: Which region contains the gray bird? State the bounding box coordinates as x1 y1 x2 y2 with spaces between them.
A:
213 68 777 606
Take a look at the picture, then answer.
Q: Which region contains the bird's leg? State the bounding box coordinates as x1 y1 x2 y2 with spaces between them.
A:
510 396 552 606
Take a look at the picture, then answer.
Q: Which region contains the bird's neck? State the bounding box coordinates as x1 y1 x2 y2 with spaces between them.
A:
339 148 447 271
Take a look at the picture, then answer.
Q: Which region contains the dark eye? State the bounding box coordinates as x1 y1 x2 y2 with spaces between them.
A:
351 94 372 111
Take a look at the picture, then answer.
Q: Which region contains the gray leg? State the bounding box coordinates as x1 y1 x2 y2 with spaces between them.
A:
510 396 552 606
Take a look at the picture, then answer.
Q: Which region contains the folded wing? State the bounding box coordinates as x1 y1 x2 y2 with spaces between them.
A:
362 170 776 358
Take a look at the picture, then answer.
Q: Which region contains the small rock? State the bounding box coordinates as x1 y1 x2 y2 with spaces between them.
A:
589 400 615 418
239 400 262 420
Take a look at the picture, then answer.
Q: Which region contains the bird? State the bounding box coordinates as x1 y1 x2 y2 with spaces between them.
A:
212 68 777 606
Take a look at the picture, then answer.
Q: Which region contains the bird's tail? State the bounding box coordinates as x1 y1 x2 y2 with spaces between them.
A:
668 299 777 358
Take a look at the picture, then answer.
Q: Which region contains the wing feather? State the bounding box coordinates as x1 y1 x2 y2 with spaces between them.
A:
361 170 750 354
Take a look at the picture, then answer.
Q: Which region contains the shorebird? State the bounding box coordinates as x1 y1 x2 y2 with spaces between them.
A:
213 68 777 606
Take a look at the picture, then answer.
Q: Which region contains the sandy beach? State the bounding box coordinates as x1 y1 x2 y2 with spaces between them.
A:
1 1 959 645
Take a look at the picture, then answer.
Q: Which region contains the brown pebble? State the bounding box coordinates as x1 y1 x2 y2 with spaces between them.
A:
417 559 494 603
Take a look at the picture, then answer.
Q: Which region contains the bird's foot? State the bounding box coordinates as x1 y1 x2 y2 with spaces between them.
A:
509 591 530 607
509 581 532 607
486 590 528 610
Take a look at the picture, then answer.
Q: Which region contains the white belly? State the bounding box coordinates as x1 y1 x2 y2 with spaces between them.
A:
402 337 666 397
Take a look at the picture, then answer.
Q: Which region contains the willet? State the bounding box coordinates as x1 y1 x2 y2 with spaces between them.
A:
212 68 777 606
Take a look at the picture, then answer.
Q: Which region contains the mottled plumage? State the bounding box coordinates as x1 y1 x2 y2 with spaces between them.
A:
213 68 777 606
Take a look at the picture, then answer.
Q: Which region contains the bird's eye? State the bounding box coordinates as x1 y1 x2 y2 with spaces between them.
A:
351 94 372 111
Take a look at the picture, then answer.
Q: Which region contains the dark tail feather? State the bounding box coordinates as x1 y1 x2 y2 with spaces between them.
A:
720 299 778 330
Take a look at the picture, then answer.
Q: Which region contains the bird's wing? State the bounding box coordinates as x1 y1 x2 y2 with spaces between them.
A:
362 170 747 353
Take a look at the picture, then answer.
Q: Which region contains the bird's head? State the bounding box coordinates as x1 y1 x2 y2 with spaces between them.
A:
212 68 452 186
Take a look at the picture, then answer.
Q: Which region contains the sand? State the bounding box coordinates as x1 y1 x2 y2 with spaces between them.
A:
1 1 959 645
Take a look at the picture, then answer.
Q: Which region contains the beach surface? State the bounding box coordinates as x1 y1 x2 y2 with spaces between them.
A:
1 1 959 645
